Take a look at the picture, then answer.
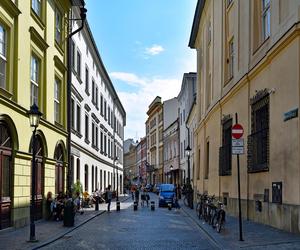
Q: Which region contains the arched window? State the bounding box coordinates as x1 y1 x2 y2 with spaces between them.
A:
54 144 64 194
84 164 88 191
95 167 98 190
92 165 94 191
32 134 44 220
0 123 12 229
76 158 80 181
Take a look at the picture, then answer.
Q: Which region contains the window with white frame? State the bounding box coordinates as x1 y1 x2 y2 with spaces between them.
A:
92 121 95 147
85 113 89 141
76 104 81 133
71 98 75 129
262 0 270 40
77 50 81 78
85 66 89 94
95 85 99 108
30 55 39 105
71 40 75 70
108 138 111 157
55 7 62 44
54 77 61 123
32 0 42 17
0 24 7 89
95 126 98 149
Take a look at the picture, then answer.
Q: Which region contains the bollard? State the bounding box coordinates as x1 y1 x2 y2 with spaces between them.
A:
151 201 155 211
168 203 172 210
95 196 99 211
134 201 138 211
116 201 120 211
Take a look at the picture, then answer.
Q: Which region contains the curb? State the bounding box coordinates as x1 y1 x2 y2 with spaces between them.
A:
180 204 223 249
32 196 131 250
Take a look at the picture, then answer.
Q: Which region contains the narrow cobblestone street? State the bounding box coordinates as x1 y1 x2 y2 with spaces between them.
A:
41 193 217 250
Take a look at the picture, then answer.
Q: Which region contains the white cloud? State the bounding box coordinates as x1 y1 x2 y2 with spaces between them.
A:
145 44 165 56
110 72 181 140
110 72 146 87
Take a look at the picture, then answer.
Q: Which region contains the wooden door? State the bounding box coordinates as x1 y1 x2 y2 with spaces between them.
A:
0 150 11 229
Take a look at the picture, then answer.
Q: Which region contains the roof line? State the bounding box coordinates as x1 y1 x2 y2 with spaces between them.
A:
188 0 206 48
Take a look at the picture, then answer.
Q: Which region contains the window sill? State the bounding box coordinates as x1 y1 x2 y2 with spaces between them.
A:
248 165 269 173
0 87 13 99
76 74 82 84
31 9 45 30
92 144 99 151
85 90 90 96
55 41 64 56
75 131 83 139
54 121 64 129
85 138 90 144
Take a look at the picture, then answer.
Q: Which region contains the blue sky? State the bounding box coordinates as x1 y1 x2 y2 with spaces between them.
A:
85 0 197 140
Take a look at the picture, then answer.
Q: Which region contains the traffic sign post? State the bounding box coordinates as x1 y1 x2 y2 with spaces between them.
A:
233 113 244 242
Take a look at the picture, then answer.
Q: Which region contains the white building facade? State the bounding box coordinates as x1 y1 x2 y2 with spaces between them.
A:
70 14 126 194
178 73 197 185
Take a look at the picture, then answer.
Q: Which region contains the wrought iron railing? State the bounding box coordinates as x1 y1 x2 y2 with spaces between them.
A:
219 144 232 176
247 128 269 172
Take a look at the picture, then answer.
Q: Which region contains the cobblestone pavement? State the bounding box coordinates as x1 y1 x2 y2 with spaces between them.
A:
0 195 129 250
180 199 300 250
41 193 218 250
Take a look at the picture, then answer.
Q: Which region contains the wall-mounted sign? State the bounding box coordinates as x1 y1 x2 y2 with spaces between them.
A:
284 108 298 122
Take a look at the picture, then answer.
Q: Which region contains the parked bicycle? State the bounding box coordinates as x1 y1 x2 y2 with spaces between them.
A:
195 193 226 233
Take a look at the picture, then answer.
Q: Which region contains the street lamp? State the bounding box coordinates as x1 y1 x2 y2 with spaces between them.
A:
27 103 42 242
185 145 193 209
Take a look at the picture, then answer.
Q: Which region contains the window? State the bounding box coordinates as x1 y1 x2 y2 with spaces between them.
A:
84 165 88 191
32 0 41 17
219 118 232 176
76 104 81 133
85 66 89 94
100 131 103 152
104 100 107 120
262 0 270 40
96 126 98 149
228 38 234 79
92 121 95 146
55 7 62 45
108 106 111 125
85 113 89 141
204 141 210 179
104 134 107 154
100 95 103 116
248 91 269 172
30 55 39 105
100 169 102 190
54 145 64 194
0 25 7 89
95 85 99 108
54 78 61 123
92 79 95 103
71 98 75 129
92 166 94 191
108 138 111 157
77 50 81 78
76 158 80 181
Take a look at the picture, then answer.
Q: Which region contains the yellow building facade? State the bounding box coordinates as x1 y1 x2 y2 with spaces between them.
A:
0 0 71 229
190 0 300 233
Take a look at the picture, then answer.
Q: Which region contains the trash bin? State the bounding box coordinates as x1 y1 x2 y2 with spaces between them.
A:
116 201 120 211
133 201 138 211
64 199 75 227
95 196 99 211
151 201 155 211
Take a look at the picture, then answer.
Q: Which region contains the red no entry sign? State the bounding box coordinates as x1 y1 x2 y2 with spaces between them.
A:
232 124 244 139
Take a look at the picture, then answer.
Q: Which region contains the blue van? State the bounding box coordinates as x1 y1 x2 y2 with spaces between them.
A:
158 184 175 207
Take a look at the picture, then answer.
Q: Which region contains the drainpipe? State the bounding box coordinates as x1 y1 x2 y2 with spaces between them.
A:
67 2 87 192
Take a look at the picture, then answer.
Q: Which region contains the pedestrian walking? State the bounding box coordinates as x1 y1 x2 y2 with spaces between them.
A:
106 185 112 212
135 188 140 205
131 185 135 200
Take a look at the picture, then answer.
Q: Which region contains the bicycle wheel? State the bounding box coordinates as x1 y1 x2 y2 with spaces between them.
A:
216 216 223 233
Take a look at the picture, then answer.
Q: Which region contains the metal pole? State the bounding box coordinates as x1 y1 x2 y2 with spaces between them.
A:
29 128 36 242
235 113 243 241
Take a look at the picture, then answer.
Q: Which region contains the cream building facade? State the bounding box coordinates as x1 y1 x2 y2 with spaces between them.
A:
190 0 300 233
146 96 164 185
0 0 72 229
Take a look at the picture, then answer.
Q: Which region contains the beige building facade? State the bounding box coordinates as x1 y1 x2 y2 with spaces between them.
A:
190 0 300 233
146 96 164 185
